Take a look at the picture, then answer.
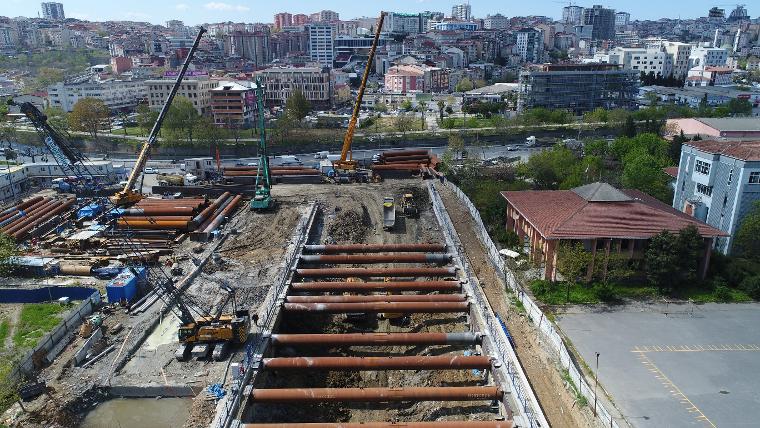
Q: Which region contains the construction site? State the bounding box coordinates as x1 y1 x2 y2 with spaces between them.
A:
0 15 598 428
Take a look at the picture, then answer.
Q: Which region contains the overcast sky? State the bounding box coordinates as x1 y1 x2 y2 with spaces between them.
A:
1 0 751 25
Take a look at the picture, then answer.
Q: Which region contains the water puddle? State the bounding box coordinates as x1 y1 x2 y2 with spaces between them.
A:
79 397 191 427
143 311 181 351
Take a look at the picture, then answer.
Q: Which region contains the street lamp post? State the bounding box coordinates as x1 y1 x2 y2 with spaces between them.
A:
594 352 600 417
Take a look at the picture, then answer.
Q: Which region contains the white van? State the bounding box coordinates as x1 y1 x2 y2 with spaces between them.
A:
314 151 330 159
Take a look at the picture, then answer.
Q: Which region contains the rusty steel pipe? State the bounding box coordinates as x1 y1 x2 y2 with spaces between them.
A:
136 198 206 205
3 199 57 233
381 149 430 158
119 216 193 222
296 267 457 278
290 281 461 292
371 164 426 171
191 191 230 227
304 244 446 253
250 386 502 403
4 199 60 235
12 199 75 240
116 220 190 230
242 422 512 428
299 254 453 264
262 355 491 371
283 301 468 314
0 196 43 222
271 332 482 346
198 193 234 231
381 155 431 163
285 295 466 303
202 194 241 234
121 207 196 216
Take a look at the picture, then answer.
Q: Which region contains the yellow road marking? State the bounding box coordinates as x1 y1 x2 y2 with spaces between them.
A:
638 352 717 428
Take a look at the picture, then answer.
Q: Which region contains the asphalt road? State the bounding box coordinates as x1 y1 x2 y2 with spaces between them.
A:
556 303 760 428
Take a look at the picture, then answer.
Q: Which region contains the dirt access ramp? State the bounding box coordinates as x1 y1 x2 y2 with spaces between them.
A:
436 181 599 428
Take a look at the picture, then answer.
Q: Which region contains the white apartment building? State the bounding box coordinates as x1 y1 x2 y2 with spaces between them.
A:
516 28 544 64
308 23 336 68
47 80 147 112
41 2 65 20
145 78 216 115
451 4 472 21
562 6 584 25
688 46 729 69
664 42 693 79
607 47 673 77
615 12 630 27
483 14 509 30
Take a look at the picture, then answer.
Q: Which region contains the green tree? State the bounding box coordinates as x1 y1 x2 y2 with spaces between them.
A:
622 116 637 137
517 145 578 189
584 139 609 158
646 230 679 292
583 107 609 123
455 77 474 92
726 98 752 116
0 233 18 276
68 97 109 140
447 134 465 158
195 116 222 151
620 151 671 202
285 89 311 120
399 100 413 112
44 107 69 134
675 225 704 286
374 102 388 114
164 96 199 145
557 242 593 284
437 100 446 121
136 103 158 137
393 112 416 138
735 201 760 258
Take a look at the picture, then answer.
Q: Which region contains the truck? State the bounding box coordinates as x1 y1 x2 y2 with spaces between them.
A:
382 197 395 230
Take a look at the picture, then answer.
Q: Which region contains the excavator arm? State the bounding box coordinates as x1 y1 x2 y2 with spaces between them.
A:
111 26 207 206
334 12 386 172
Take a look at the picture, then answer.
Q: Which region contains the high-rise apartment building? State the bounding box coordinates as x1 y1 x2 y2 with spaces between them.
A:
146 77 216 115
41 2 65 21
274 13 292 30
210 81 255 128
227 30 271 68
308 23 336 68
562 5 584 25
615 12 630 27
317 10 339 22
583 5 615 40
383 12 427 34
255 67 331 106
292 14 310 25
663 42 693 79
451 4 472 21
516 28 544 63
483 14 509 30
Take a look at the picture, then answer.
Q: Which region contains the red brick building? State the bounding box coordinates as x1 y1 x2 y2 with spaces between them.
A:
501 182 727 281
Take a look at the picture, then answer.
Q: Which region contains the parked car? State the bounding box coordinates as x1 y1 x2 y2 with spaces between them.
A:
144 167 157 174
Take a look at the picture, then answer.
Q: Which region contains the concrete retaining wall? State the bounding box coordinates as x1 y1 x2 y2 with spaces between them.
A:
108 385 201 398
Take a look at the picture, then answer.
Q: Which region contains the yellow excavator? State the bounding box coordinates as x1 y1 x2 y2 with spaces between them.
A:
332 11 386 179
111 27 207 206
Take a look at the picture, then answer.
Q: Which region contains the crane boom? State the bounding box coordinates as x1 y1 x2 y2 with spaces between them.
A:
334 11 386 171
111 26 207 206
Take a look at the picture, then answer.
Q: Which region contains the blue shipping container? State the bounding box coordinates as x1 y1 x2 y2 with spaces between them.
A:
105 267 146 303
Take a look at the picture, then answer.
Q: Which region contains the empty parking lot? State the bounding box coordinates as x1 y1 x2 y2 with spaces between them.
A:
557 302 760 428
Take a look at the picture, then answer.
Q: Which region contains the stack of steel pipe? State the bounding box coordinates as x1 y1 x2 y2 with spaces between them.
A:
371 149 439 177
1 197 75 241
223 165 323 184
117 197 221 232
189 193 242 240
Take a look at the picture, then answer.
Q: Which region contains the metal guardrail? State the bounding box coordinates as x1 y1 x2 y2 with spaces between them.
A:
428 181 546 428
440 181 622 428
211 202 318 428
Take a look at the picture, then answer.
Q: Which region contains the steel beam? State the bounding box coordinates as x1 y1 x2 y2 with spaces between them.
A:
270 332 482 346
296 267 457 278
290 281 461 292
262 355 491 370
285 295 466 303
283 301 468 313
250 386 502 403
299 254 452 264
303 244 446 253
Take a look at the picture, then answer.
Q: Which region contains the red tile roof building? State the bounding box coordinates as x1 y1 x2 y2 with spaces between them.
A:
501 182 727 281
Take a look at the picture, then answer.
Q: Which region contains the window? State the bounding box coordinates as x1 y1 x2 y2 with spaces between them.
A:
728 169 734 185
750 171 760 184
694 159 710 175
696 183 713 196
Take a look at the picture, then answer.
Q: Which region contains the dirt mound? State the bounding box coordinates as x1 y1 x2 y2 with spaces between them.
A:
397 185 430 208
326 205 371 243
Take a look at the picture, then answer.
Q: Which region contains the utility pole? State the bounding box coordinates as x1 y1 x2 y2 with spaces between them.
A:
594 351 600 416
